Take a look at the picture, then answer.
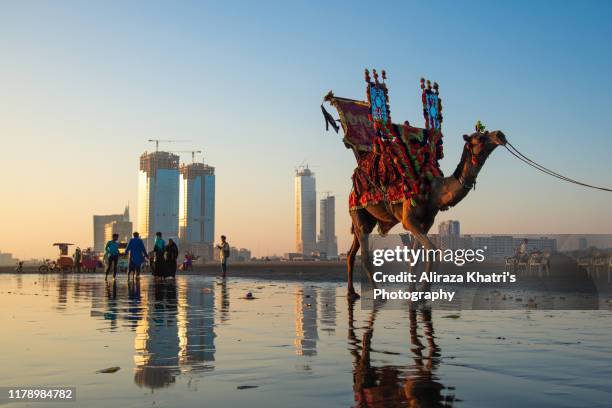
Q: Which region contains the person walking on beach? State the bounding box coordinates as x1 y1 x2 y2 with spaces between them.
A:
153 232 165 278
73 247 82 273
105 234 120 279
126 232 148 278
165 238 179 279
216 235 230 276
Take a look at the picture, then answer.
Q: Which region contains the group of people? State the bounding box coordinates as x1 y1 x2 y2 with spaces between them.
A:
152 232 179 279
104 232 229 280
104 231 176 279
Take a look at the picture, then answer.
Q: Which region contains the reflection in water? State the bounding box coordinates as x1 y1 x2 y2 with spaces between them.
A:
348 300 456 407
2 275 610 407
319 286 337 334
133 279 217 389
216 277 230 323
134 281 180 389
294 285 318 356
178 279 215 371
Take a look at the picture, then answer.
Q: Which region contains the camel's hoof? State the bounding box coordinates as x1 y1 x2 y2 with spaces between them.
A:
347 291 361 300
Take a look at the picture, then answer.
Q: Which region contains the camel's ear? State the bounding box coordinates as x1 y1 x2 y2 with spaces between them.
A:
463 134 470 142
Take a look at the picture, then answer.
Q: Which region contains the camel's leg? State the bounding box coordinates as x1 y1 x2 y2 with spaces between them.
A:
347 233 360 299
357 231 377 288
401 203 436 291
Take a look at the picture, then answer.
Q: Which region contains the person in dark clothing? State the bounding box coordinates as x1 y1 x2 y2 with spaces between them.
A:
153 232 165 278
165 238 179 279
105 234 120 279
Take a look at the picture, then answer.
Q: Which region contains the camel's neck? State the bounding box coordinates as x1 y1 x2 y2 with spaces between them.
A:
434 144 489 209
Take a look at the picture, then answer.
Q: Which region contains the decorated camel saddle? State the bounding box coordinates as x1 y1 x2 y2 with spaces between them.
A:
322 69 444 210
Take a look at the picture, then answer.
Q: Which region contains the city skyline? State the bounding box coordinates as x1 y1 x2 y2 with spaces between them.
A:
2 1 612 259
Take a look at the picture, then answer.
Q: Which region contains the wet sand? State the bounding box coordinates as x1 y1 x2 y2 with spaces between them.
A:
0 261 348 281
1 274 611 408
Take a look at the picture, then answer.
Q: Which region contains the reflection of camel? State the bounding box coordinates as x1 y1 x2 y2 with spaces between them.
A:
348 300 455 407
347 131 507 297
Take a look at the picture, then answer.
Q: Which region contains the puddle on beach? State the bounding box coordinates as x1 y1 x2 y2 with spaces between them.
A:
1 274 611 407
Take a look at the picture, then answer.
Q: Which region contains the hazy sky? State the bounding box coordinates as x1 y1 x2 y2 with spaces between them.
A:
1 1 612 259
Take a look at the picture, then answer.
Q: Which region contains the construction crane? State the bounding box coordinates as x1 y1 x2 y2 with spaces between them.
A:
147 139 191 151
169 150 203 163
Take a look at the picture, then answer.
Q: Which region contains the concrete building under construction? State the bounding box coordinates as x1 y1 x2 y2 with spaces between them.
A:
179 162 215 260
138 151 180 249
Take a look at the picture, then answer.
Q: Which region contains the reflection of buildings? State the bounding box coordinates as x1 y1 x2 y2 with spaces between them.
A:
179 162 215 261
93 205 129 252
318 286 336 334
177 281 215 371
317 194 338 259
295 166 316 256
134 282 180 389
294 286 318 356
138 151 180 249
133 279 217 390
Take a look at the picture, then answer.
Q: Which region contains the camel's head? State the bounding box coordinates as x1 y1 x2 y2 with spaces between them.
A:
462 130 506 165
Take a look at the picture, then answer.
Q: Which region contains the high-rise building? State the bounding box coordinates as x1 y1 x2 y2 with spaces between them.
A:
295 166 316 256
138 151 180 249
317 194 338 258
179 162 215 260
93 205 129 252
438 220 460 237
104 220 133 244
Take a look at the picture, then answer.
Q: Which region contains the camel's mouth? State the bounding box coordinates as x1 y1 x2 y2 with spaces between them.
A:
493 131 507 146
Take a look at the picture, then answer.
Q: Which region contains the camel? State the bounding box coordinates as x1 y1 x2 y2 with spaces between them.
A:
346 130 507 298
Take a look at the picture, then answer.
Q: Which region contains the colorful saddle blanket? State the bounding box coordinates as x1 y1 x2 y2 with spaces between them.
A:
325 95 443 210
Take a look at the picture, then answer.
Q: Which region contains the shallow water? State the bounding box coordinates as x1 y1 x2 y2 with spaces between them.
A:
1 274 611 407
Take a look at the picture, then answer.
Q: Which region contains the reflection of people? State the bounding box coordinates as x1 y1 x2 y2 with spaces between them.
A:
126 232 148 278
153 232 165 278
105 234 120 279
215 235 230 275
165 238 178 279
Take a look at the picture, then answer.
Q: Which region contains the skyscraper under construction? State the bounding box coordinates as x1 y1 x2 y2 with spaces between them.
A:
138 151 180 249
179 162 215 260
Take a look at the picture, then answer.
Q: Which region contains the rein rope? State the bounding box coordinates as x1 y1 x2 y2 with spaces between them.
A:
504 141 612 192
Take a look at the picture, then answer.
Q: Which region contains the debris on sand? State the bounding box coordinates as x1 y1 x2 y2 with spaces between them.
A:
96 366 120 374
237 385 259 390
242 292 256 300
442 314 460 319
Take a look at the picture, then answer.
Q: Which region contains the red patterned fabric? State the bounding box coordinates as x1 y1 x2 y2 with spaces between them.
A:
327 95 443 211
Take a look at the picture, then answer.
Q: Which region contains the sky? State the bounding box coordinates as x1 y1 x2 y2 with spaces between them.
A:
1 0 612 259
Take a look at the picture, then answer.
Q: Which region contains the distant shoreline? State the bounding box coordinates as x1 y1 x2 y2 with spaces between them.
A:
0 261 349 282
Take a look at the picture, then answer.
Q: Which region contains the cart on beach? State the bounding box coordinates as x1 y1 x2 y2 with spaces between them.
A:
39 243 74 272
81 249 98 272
